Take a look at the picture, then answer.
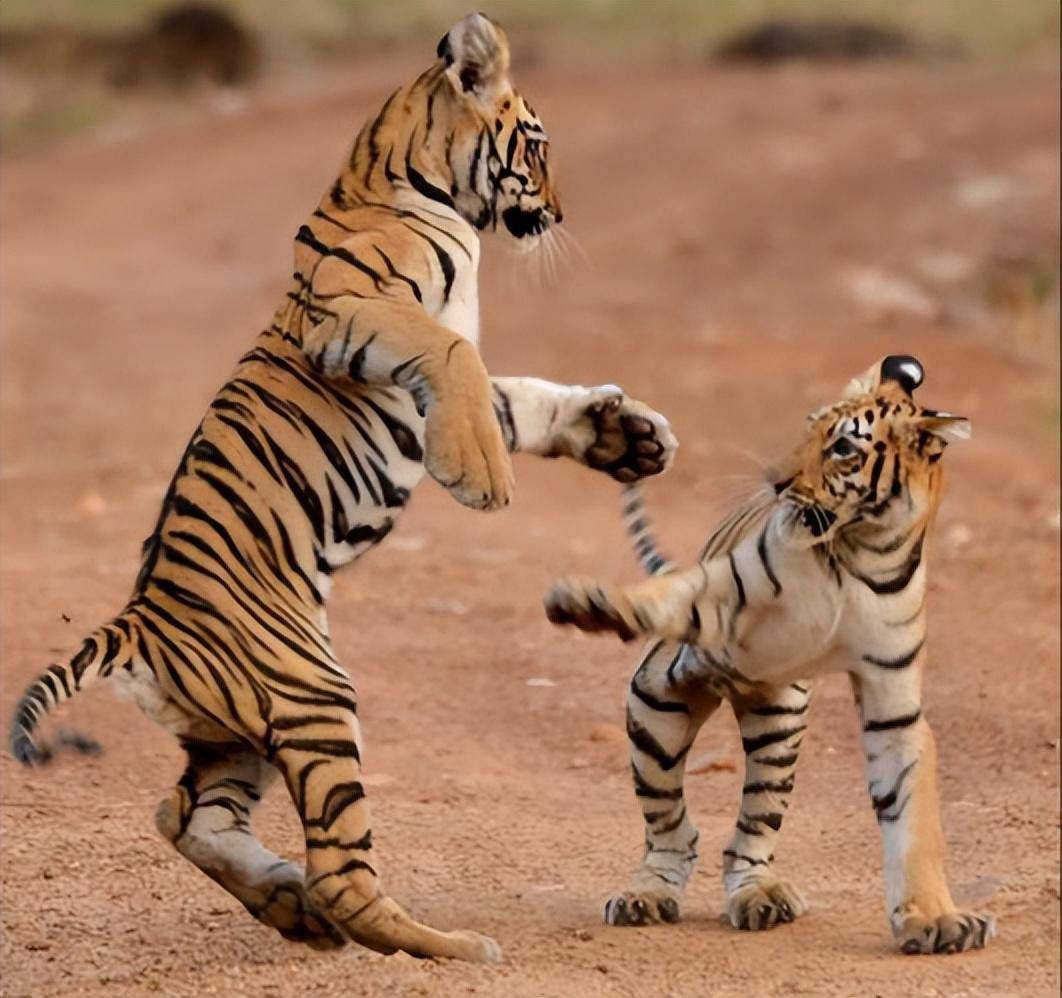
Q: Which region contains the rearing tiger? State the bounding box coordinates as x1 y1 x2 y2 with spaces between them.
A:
546 356 996 955
10 14 676 963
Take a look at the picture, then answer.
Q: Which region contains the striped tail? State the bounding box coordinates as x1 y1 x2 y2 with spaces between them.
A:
621 483 673 577
10 613 136 765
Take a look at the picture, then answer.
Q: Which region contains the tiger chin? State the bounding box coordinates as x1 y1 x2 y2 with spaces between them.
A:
545 355 996 956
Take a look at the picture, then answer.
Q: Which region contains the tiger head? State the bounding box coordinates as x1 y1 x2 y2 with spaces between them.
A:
772 356 971 546
433 14 562 242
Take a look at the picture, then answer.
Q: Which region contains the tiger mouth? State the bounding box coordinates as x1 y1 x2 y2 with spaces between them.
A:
501 206 551 238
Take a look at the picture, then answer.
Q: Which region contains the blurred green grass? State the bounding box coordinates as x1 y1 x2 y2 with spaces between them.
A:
3 0 1060 59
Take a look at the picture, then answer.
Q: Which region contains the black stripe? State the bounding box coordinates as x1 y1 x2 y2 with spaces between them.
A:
855 536 924 595
631 763 682 800
743 777 795 796
728 553 746 611
309 856 377 885
404 148 456 210
306 831 372 851
626 716 690 771
861 639 924 670
867 451 886 501
871 761 916 822
747 702 808 717
756 526 782 596
864 708 922 732
372 244 422 302
417 231 456 301
630 676 689 714
723 849 769 868
653 806 688 835
742 725 806 755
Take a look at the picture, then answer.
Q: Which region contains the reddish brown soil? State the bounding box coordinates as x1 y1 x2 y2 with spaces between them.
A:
2 56 1059 997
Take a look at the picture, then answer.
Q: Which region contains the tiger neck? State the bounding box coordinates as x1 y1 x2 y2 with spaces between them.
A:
835 513 930 601
322 70 470 235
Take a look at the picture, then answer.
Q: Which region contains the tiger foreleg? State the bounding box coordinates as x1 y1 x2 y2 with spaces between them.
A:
275 709 501 963
853 660 995 954
605 641 721 927
302 294 513 511
545 566 714 645
489 377 677 482
155 744 345 950
723 685 810 931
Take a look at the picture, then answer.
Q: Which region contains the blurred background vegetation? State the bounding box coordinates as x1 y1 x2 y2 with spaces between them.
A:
3 0 1060 58
2 0 1059 147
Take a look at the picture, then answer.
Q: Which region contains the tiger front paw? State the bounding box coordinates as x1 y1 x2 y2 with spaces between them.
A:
726 877 808 932
543 577 643 642
423 343 515 511
893 905 996 955
553 386 677 483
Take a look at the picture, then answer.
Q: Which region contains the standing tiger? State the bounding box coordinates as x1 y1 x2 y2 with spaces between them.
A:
10 14 677 964
545 356 996 955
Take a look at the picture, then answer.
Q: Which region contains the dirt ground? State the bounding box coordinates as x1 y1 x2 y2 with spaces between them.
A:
1 53 1059 998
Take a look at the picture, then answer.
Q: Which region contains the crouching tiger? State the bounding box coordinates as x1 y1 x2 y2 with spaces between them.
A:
545 355 996 955
10 14 676 964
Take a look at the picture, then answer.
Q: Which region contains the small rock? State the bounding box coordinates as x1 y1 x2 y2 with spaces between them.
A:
595 963 609 974
78 491 108 516
526 677 557 688
915 251 974 283
946 523 972 549
425 598 468 616
954 175 1018 209
569 758 589 769
588 723 625 743
574 928 593 941
845 267 939 320
389 535 426 552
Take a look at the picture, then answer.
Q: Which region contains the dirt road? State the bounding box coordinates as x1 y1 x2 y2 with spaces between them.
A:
2 55 1058 997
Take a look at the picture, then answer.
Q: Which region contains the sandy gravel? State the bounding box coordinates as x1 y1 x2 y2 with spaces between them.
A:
1 55 1059 997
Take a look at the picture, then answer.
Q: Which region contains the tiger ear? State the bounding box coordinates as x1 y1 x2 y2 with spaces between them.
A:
437 13 510 106
843 355 925 399
917 411 972 442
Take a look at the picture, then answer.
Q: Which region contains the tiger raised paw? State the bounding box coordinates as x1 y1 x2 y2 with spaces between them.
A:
546 356 996 956
492 380 676 484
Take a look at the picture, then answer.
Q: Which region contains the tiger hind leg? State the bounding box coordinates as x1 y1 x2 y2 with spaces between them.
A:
274 707 501 962
604 641 721 927
155 740 345 950
722 683 810 932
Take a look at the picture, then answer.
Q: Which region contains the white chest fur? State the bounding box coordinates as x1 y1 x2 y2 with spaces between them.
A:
428 230 481 345
436 275 480 345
